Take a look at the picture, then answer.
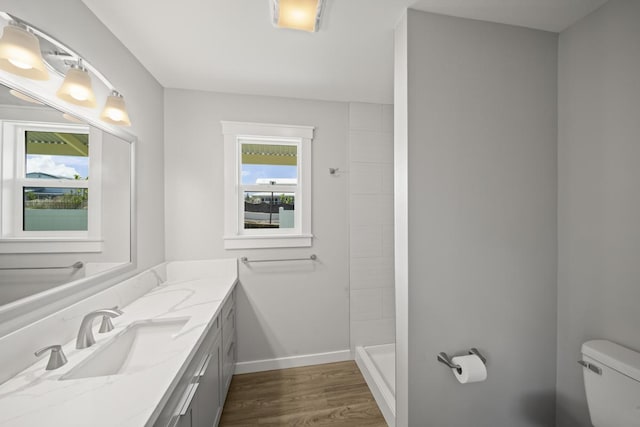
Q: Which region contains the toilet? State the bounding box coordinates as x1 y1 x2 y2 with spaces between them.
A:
581 340 640 427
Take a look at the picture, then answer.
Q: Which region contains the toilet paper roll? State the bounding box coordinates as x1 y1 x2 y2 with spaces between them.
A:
451 354 487 384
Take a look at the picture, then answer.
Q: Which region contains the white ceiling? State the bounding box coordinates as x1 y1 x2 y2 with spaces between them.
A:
81 0 608 104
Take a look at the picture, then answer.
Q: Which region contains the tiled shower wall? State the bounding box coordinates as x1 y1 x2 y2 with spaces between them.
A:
349 102 395 351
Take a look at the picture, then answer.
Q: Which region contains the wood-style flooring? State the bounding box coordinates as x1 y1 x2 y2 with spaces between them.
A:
219 361 387 426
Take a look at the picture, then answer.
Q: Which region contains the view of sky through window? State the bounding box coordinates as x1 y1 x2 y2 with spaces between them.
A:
241 164 297 185
26 154 89 179
25 130 89 180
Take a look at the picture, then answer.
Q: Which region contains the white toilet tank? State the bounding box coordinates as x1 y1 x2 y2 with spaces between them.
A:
581 340 640 427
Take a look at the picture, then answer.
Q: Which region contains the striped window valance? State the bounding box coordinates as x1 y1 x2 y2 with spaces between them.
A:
241 143 297 166
26 131 89 157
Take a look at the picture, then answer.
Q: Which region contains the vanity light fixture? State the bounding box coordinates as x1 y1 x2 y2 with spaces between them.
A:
100 91 131 126
271 0 325 32
0 12 133 126
56 61 97 108
0 23 49 80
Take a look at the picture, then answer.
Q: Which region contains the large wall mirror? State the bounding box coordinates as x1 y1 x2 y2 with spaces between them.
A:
0 12 136 333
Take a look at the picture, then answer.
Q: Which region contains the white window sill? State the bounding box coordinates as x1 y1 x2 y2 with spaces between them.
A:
223 234 313 250
0 238 103 254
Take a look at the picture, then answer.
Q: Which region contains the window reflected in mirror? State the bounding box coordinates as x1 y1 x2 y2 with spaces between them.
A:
23 187 88 231
26 130 90 179
23 129 90 231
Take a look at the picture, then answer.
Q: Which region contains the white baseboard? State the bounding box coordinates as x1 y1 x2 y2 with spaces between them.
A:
234 349 352 374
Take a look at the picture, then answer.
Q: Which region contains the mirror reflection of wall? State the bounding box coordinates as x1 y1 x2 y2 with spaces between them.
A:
0 83 131 306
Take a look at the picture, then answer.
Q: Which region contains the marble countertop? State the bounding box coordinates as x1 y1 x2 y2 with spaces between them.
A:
0 261 237 427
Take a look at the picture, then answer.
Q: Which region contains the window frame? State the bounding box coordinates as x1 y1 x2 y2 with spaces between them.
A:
221 121 313 249
0 120 103 253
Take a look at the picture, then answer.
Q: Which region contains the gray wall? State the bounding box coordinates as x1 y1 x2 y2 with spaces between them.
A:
164 89 350 363
556 1 640 425
399 10 558 426
1 0 165 273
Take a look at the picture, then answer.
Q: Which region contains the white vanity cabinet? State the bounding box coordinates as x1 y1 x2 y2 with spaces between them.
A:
156 289 236 427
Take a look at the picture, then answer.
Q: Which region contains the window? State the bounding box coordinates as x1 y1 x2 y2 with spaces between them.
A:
241 140 298 231
0 121 102 253
221 121 313 249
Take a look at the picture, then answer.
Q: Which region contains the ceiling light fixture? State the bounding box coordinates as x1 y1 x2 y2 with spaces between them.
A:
0 23 49 80
271 0 325 32
56 61 97 108
100 91 131 126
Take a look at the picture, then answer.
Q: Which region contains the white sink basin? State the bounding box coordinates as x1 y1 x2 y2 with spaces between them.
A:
61 318 188 380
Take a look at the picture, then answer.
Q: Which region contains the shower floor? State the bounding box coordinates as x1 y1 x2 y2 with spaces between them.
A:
355 343 396 427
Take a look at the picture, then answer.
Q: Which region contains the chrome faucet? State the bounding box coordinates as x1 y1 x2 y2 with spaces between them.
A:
34 345 68 370
76 308 123 349
98 306 120 333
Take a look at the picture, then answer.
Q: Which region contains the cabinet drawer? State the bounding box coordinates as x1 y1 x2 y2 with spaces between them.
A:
209 313 220 338
221 289 235 353
222 334 236 399
194 333 222 427
221 292 234 324
222 304 235 349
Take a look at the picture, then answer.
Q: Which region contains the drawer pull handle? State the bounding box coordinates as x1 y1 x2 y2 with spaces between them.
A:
178 382 199 416
226 307 234 320
227 341 235 356
197 354 212 378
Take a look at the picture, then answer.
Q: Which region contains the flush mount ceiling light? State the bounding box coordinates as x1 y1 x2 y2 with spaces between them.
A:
56 62 97 108
0 23 49 80
271 0 325 32
100 91 131 126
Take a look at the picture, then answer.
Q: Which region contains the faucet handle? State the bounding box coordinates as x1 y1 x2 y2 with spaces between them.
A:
98 306 123 333
34 345 68 370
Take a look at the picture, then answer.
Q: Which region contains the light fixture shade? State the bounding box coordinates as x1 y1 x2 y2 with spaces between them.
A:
272 0 324 32
100 92 131 126
9 89 44 105
0 24 49 80
56 66 97 108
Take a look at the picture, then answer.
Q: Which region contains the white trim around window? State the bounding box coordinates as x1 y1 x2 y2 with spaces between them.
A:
221 121 314 249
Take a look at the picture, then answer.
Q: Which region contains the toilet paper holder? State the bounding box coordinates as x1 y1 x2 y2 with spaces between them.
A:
437 348 487 373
